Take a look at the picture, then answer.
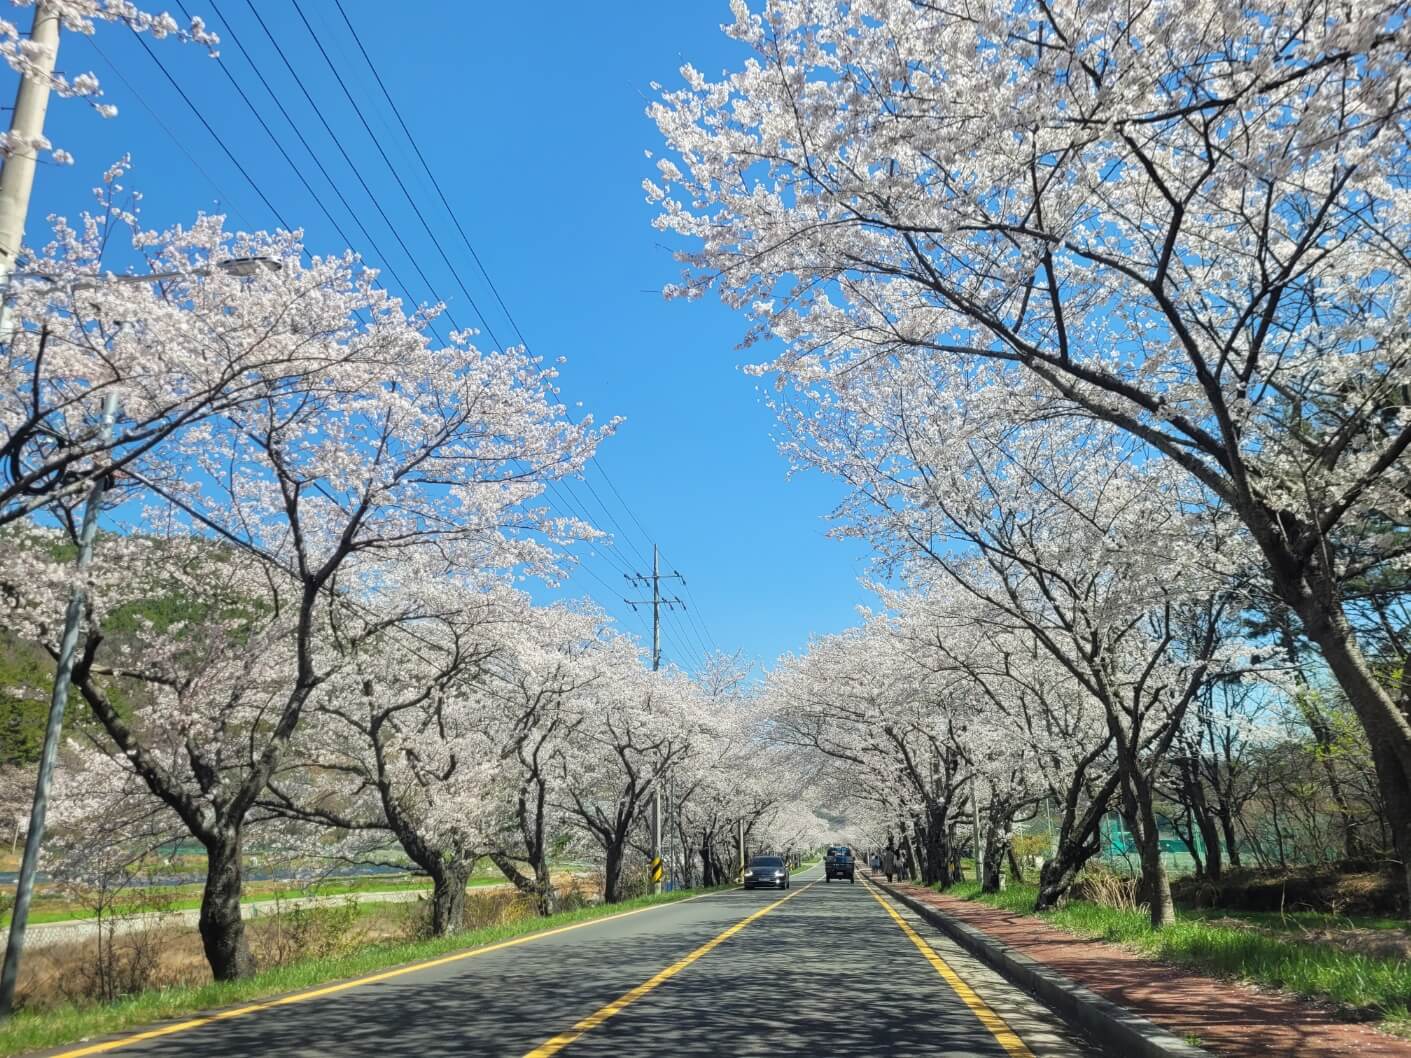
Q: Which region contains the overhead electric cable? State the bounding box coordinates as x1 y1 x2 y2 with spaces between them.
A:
324 5 725 654
289 0 503 349
86 36 253 229
178 0 456 345
132 34 294 231
237 0 465 331
332 0 532 347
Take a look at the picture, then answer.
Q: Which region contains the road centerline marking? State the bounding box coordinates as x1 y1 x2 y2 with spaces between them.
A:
44 888 732 1058
521 882 815 1057
863 880 1035 1058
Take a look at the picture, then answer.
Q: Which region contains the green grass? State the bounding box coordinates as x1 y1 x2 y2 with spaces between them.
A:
1181 906 1411 934
943 882 1411 1020
0 886 725 1058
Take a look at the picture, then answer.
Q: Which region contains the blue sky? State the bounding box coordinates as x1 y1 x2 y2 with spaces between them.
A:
16 0 873 673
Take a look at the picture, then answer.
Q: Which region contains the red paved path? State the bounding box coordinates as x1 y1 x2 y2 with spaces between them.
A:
881 875 1411 1058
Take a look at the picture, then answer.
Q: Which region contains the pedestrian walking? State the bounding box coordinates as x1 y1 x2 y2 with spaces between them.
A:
869 852 881 874
882 847 895 883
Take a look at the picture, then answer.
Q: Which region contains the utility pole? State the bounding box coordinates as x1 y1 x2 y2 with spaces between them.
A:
0 11 64 1016
626 545 684 895
0 1 60 316
0 391 116 1018
972 773 985 888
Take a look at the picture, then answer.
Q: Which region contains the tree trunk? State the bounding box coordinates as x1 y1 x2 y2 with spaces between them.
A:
199 830 255 981
1217 801 1242 868
1291 583 1411 912
922 802 950 886
1180 759 1222 881
1006 843 1024 883
1121 773 1175 928
427 861 470 936
981 822 1008 893
533 859 557 915
1036 840 1091 911
1034 774 1118 910
1195 803 1222 882
603 839 626 903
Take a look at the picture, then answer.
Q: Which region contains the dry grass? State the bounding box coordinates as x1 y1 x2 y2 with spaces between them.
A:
13 885 548 1013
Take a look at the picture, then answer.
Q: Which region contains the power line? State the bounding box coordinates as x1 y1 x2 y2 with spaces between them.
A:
332 0 664 580
661 605 706 673
325 6 722 653
332 0 531 349
131 33 294 231
85 37 253 229
179 0 454 346
253 3 635 599
237 0 464 332
101 7 647 640
288 0 502 349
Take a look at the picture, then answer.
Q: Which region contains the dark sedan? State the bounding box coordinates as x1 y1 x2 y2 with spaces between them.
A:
742 855 791 890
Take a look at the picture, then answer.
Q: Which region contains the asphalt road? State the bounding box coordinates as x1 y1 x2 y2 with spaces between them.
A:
48 863 1100 1058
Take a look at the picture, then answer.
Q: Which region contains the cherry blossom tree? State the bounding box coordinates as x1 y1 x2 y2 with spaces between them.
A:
649 0 1411 908
480 601 616 914
1 178 423 528
259 573 514 936
0 218 607 975
552 656 696 903
767 618 979 886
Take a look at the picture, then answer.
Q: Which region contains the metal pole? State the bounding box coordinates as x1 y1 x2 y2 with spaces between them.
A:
0 390 117 1017
972 773 984 888
736 818 744 882
0 2 60 340
649 545 662 894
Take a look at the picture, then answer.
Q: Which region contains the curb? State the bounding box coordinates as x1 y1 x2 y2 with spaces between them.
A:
875 877 1215 1058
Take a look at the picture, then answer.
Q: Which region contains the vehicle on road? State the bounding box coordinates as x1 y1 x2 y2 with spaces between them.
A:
743 855 790 890
825 845 855 883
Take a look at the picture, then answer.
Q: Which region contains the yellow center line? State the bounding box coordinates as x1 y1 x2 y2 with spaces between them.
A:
862 880 1035 1058
521 882 815 1058
48 888 731 1058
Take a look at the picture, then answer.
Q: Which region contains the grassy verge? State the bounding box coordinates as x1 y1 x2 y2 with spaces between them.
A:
1180 905 1411 934
0 886 724 1058
2 867 530 927
941 881 1411 1023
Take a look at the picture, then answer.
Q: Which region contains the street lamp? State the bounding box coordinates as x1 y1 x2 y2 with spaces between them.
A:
0 256 281 1018
0 254 283 343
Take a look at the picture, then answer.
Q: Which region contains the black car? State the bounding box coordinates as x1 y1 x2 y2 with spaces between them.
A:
742 855 790 889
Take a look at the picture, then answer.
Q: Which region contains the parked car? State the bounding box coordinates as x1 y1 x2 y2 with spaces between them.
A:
743 855 790 890
824 845 855 883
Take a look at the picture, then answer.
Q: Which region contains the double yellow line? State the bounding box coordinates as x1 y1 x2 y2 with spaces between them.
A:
522 883 812 1056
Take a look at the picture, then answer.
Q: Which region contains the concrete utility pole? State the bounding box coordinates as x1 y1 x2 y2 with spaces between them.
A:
626 545 684 894
0 5 61 1019
972 773 984 887
0 2 60 303
0 391 115 1018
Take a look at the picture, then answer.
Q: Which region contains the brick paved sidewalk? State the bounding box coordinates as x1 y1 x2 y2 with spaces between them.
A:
883 876 1411 1057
